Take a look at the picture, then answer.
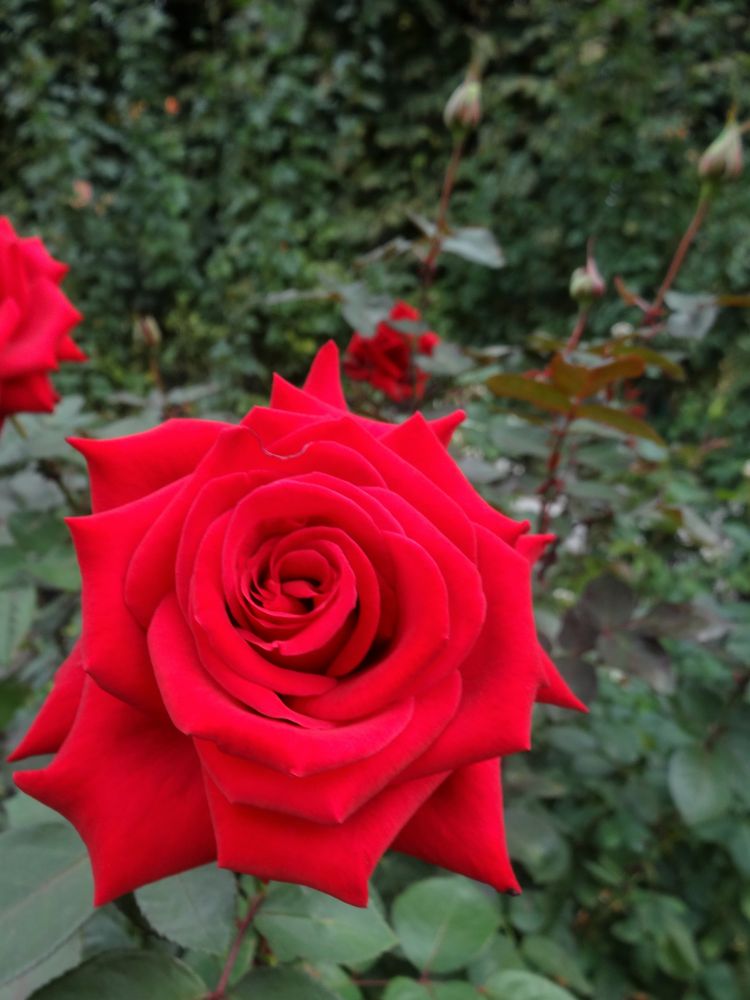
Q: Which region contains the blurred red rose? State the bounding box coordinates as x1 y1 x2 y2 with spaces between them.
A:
0 217 85 431
11 343 582 906
344 301 439 402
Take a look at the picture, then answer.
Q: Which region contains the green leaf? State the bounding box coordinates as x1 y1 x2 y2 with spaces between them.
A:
254 882 395 964
383 979 478 1000
338 283 392 337
668 746 732 826
0 823 94 987
664 291 719 341
304 963 363 1000
486 374 572 415
727 822 750 876
505 807 571 884
391 876 500 975
135 864 237 955
575 403 665 444
229 967 338 999
0 934 82 1000
441 227 505 269
484 970 577 1000
30 951 207 999
521 935 592 995
0 587 36 666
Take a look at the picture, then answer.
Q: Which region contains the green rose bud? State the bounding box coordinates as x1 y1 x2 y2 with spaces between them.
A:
698 121 743 182
443 78 482 131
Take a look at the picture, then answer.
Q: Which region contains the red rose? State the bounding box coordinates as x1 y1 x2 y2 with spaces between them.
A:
10 343 582 905
343 301 439 402
0 217 85 431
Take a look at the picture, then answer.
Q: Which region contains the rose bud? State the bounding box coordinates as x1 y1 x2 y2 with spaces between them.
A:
10 343 584 906
443 76 482 131
569 245 606 305
698 120 743 182
0 217 85 433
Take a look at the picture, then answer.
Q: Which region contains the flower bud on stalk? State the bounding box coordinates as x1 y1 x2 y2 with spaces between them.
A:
698 120 743 182
569 246 606 305
443 75 482 131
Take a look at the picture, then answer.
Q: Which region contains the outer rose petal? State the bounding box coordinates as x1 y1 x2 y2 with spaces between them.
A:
69 418 232 513
401 526 544 778
516 533 555 566
536 647 588 712
0 372 58 413
384 413 528 545
0 279 81 378
393 759 520 893
68 482 183 714
8 645 85 761
270 340 465 446
14 680 215 904
302 338 349 409
206 768 447 905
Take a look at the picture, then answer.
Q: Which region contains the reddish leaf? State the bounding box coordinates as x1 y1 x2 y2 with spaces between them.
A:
549 355 591 397
576 403 665 444
487 374 573 415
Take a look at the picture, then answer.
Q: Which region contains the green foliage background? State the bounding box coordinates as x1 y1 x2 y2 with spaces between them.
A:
3 0 750 379
1 2 750 1000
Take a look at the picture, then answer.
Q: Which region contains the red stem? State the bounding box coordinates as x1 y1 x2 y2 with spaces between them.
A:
420 135 466 303
652 195 710 313
537 408 576 534
206 892 265 1000
563 307 589 356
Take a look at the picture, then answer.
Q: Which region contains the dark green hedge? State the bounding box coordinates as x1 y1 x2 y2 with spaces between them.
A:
2 0 750 391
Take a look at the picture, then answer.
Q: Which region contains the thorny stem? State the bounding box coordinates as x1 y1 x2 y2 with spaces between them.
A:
206 891 266 1000
419 134 466 307
563 307 590 356
37 459 86 515
537 408 577 535
651 194 711 315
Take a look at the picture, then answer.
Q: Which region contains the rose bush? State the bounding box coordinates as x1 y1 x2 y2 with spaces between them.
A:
0 217 85 431
343 301 439 402
10 343 582 906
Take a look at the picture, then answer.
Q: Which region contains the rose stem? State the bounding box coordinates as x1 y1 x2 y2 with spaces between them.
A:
562 306 590 357
419 133 466 308
651 193 711 315
9 415 28 438
206 890 266 1000
37 458 87 515
537 407 577 535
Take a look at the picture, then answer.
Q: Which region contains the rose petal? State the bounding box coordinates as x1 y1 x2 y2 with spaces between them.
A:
205 768 447 906
401 526 544 777
302 339 349 409
197 671 461 824
536 647 588 711
67 483 182 714
14 679 215 905
7 645 85 761
69 418 232 513
383 413 529 545
393 759 520 893
149 593 415 775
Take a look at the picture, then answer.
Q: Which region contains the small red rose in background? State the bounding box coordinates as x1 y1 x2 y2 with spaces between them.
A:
0 217 85 431
10 343 583 906
344 301 439 403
